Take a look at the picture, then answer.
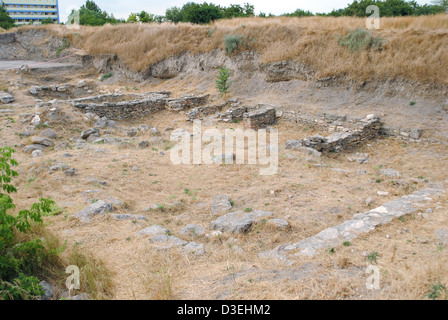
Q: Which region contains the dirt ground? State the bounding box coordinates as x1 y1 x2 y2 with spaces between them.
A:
1 61 447 300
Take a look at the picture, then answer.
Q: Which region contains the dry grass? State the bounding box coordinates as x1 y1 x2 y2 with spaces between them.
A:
12 14 448 85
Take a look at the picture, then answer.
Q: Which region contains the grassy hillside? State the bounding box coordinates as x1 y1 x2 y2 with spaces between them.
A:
14 15 448 85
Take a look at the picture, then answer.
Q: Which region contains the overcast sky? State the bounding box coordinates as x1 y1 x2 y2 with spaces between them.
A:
60 0 435 22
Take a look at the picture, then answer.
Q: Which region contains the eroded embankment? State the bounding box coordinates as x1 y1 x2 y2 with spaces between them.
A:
2 15 448 100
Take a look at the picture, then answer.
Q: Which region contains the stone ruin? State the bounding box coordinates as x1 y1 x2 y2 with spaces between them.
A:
65 90 423 153
286 114 383 154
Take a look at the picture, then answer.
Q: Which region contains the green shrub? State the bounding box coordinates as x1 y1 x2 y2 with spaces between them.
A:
338 28 384 52
0 273 44 300
223 34 245 55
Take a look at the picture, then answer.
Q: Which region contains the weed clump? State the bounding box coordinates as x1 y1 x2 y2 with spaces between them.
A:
223 34 245 55
338 28 384 52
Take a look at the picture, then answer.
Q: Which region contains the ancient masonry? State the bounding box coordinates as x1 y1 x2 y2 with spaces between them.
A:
69 92 423 150
71 92 209 120
259 184 445 265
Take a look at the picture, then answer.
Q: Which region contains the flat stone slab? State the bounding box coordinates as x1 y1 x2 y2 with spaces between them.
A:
73 200 114 223
211 210 273 234
111 214 147 221
179 224 206 236
0 60 82 71
135 225 168 237
260 185 445 265
30 136 54 147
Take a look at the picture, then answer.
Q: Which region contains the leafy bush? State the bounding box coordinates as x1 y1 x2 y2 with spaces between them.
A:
215 66 233 97
223 34 245 55
0 147 57 300
338 28 384 52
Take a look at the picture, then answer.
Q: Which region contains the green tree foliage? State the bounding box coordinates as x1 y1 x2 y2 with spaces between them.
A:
0 4 15 30
127 11 157 23
164 2 255 24
181 2 223 24
432 0 448 12
284 9 315 17
222 3 255 19
0 147 56 300
41 17 55 24
327 0 445 17
165 6 184 23
79 0 123 26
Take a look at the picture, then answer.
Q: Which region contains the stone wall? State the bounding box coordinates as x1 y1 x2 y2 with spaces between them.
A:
286 115 383 154
72 92 209 120
282 110 422 141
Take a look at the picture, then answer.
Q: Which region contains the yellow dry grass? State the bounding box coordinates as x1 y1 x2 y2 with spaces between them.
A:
13 14 448 85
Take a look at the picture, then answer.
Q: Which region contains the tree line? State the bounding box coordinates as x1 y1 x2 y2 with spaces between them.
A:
1 0 448 30
77 0 448 26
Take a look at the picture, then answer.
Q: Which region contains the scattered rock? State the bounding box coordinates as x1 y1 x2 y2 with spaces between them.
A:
76 80 86 88
380 169 401 178
365 198 374 206
32 150 43 158
285 140 303 150
111 214 147 221
347 153 369 164
182 242 205 255
212 153 236 164
31 136 54 147
30 115 41 126
0 92 14 104
81 128 99 140
40 129 57 139
377 191 390 196
211 195 232 215
139 140 149 148
170 128 187 141
39 281 54 300
179 224 206 237
267 219 290 229
24 144 44 153
210 210 273 234
64 168 76 176
73 200 114 223
135 225 168 237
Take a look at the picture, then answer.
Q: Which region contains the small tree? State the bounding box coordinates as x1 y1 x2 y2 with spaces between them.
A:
0 4 15 30
215 67 234 97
